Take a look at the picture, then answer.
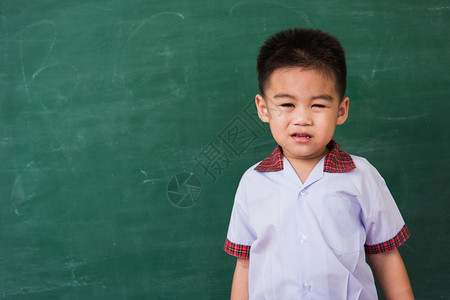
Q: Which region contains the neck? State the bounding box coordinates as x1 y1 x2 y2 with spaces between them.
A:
286 149 329 184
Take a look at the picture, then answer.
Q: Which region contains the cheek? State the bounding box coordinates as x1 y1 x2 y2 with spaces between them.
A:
269 121 282 133
315 115 338 132
268 110 286 123
268 120 287 140
317 112 338 124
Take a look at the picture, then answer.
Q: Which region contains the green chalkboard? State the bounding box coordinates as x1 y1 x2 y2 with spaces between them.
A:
1 1 449 299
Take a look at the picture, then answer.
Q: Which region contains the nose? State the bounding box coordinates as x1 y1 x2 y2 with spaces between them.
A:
292 106 312 126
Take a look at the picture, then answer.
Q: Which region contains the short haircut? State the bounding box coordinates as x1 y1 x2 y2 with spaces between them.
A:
257 28 347 100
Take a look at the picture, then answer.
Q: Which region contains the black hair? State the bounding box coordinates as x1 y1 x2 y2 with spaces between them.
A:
257 28 347 99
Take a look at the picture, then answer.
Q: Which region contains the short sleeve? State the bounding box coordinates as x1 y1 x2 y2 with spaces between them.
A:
360 159 410 254
365 224 410 254
224 174 256 259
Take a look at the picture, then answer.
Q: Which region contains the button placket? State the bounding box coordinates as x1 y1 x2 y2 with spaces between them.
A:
298 189 308 246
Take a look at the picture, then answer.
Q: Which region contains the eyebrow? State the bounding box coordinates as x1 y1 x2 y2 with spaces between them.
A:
272 93 335 101
311 94 334 101
272 93 296 99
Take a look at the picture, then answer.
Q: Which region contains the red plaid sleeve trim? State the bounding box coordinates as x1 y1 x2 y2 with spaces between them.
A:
365 225 410 255
224 239 251 259
254 140 355 173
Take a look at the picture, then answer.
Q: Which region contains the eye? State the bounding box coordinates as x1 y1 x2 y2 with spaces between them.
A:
312 104 326 109
281 103 295 108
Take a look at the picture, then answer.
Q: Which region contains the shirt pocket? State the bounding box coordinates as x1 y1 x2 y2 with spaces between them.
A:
322 193 364 254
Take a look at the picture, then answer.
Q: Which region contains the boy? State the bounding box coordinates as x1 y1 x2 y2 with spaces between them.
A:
224 28 414 299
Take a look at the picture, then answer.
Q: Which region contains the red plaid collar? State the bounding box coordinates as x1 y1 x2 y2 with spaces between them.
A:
254 140 356 173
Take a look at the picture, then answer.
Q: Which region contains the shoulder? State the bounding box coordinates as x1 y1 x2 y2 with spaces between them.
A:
351 155 372 169
350 155 383 177
239 160 270 184
236 159 284 197
345 154 390 194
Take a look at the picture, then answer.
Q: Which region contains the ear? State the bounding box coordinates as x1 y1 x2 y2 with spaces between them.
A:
336 97 350 125
255 94 270 123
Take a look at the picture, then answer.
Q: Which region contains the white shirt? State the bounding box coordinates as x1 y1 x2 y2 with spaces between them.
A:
225 144 408 299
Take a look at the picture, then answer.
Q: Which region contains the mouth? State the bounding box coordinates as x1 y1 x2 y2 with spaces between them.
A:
292 133 312 138
291 133 312 142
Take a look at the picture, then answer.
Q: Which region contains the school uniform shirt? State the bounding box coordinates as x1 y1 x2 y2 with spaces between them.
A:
224 140 410 300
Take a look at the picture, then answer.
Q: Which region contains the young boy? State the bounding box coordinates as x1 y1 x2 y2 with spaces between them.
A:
224 28 414 299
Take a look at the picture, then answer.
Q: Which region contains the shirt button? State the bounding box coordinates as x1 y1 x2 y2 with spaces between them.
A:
300 234 307 244
303 282 311 292
300 189 307 196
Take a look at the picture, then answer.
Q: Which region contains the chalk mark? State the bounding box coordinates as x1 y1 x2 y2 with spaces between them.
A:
370 29 391 81
380 113 429 121
129 11 185 38
428 5 450 11
11 175 24 216
31 62 80 111
16 20 80 110
119 11 186 90
18 20 57 103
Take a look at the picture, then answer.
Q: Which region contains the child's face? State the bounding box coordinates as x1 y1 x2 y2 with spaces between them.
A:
256 67 349 163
